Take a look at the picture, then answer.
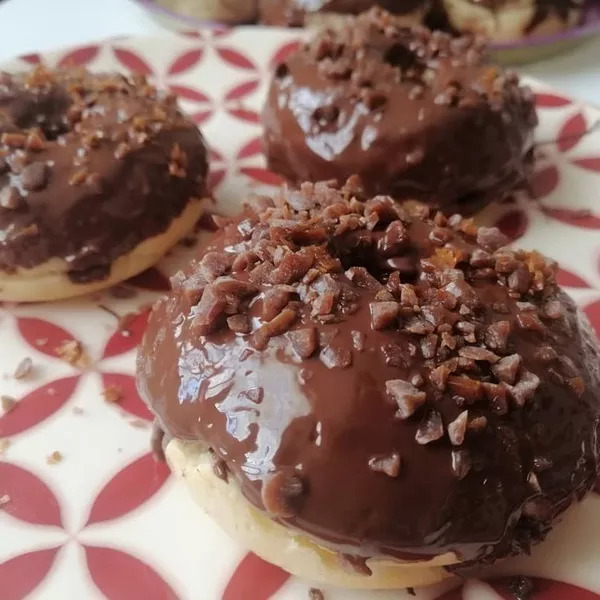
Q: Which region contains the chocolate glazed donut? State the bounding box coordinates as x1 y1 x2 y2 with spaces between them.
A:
137 178 600 588
262 8 538 215
0 67 208 302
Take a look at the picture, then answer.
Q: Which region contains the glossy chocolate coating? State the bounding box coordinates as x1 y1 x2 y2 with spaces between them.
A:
0 68 207 281
262 8 537 215
137 180 600 563
259 0 428 26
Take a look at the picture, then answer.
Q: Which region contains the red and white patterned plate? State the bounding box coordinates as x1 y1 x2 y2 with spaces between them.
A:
1 28 600 600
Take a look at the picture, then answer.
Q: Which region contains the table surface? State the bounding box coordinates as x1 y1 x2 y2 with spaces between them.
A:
0 0 599 103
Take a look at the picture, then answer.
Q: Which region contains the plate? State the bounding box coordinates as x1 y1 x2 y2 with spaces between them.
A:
131 0 600 63
1 28 600 600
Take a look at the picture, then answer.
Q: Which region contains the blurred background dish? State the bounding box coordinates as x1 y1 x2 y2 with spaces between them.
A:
132 0 600 62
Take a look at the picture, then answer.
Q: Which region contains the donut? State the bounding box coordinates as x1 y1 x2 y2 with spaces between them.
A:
137 178 600 589
441 0 584 43
0 67 208 302
258 0 430 28
262 8 538 215
154 0 258 23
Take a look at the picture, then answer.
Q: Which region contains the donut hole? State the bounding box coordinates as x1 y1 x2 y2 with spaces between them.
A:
10 89 71 140
383 43 417 70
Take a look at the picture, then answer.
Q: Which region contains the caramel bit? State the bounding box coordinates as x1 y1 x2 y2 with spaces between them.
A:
337 554 372 577
55 340 89 368
13 357 33 380
368 452 401 477
386 379 426 419
416 410 444 445
451 449 472 479
0 438 10 456
102 385 122 404
448 410 468 446
0 185 23 210
47 450 63 465
20 161 48 191
308 589 325 600
261 469 304 518
1 395 17 414
370 301 399 330
492 354 521 384
288 328 318 359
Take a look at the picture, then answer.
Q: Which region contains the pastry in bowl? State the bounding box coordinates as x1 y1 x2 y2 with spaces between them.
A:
442 0 585 44
259 0 430 28
262 8 538 216
137 178 600 589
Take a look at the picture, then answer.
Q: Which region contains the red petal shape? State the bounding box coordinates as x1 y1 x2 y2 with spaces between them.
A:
168 48 204 75
85 546 178 600
532 165 560 198
228 108 260 123
270 40 302 67
102 309 150 359
0 376 79 437
572 157 600 172
17 317 77 359
556 267 591 288
169 84 211 103
191 110 213 125
225 79 260 101
19 53 41 65
216 47 256 70
535 92 572 108
0 548 60 600
0 462 62 526
100 373 153 421
495 209 529 242
541 206 600 229
240 167 284 186
208 169 227 191
209 147 225 163
237 137 262 160
222 553 290 600
127 267 171 292
112 48 153 75
585 300 600 336
86 453 169 525
492 577 600 599
557 112 587 152
58 45 99 67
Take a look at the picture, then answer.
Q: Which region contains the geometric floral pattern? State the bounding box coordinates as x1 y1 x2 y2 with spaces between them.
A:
1 28 600 599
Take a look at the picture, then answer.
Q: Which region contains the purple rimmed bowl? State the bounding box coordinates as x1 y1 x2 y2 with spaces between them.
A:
131 0 600 63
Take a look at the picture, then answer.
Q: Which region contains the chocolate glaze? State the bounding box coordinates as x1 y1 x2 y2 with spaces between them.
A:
137 179 600 564
262 8 537 215
0 68 207 281
259 0 428 26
